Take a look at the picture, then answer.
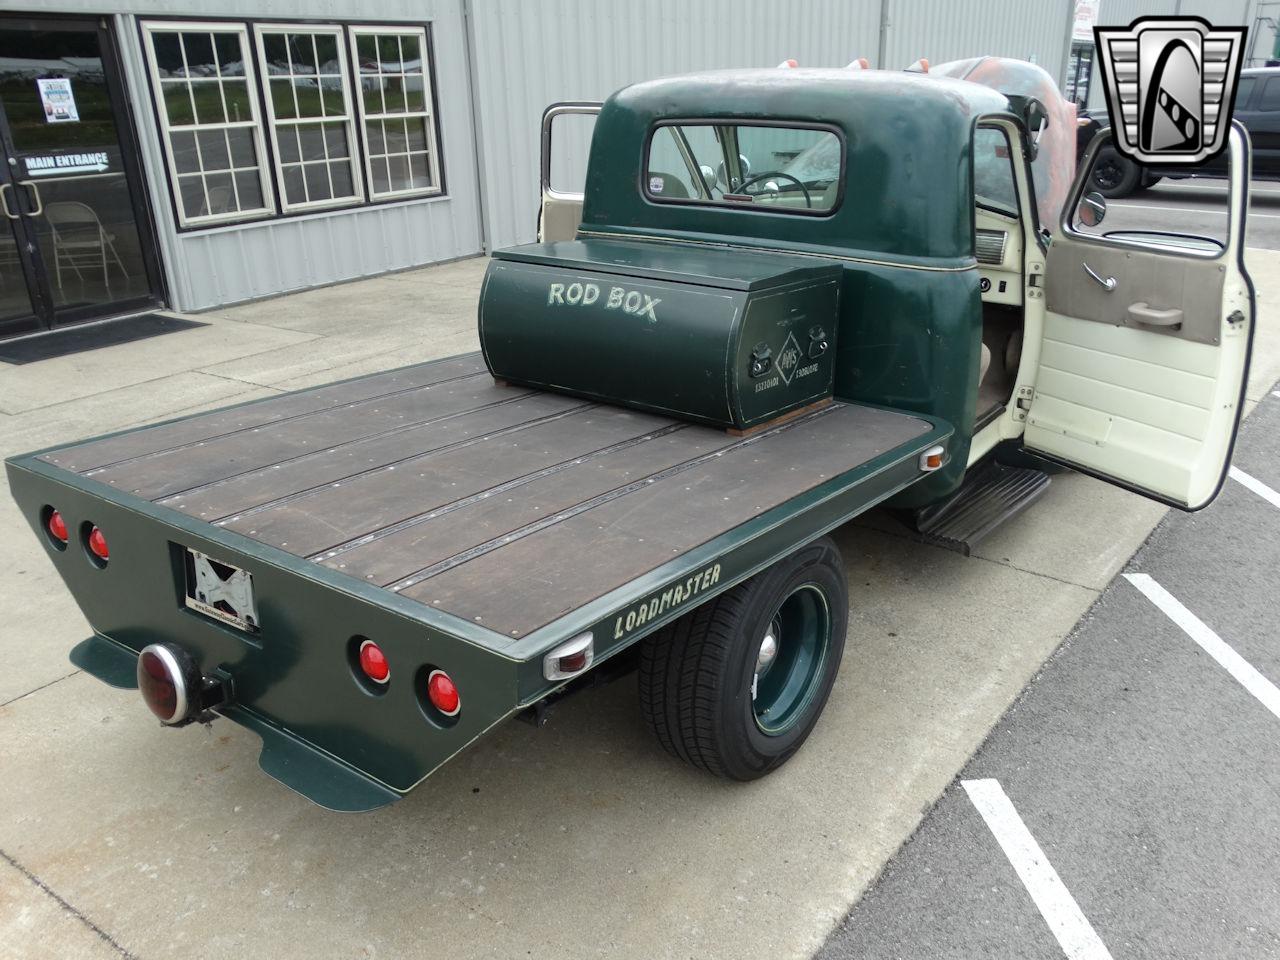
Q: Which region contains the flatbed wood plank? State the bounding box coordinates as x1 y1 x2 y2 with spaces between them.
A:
319 427 739 586
222 406 677 558
162 392 582 521
41 354 487 473
399 404 930 638
91 376 532 501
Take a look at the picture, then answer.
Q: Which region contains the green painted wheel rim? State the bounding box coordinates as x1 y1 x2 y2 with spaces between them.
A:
752 583 831 736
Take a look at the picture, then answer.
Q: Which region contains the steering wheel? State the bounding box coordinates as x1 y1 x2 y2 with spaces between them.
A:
735 171 812 208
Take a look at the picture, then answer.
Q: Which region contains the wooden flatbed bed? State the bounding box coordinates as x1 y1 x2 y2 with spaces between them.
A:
39 353 938 644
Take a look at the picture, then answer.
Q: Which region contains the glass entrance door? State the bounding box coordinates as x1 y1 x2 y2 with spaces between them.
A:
0 15 163 339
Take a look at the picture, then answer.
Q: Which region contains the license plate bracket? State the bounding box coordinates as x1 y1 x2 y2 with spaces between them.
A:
183 549 259 633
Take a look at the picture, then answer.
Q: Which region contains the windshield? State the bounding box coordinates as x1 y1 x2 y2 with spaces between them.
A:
647 122 842 215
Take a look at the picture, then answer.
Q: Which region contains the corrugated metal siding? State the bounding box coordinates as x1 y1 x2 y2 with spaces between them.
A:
883 0 1073 76
99 2 484 310
466 0 884 251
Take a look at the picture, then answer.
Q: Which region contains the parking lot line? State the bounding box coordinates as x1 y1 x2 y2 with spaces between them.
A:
1124 573 1280 721
1230 466 1280 510
962 779 1115 960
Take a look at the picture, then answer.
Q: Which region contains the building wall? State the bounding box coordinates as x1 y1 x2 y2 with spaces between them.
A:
467 0 1081 251
5 0 485 311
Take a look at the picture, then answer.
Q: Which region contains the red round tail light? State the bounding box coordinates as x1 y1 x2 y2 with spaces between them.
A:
358 639 390 684
426 669 460 717
137 643 201 725
87 525 109 561
47 510 68 544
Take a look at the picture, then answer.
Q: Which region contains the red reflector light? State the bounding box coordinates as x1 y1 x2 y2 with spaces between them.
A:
358 639 390 684
557 650 589 674
47 510 68 544
137 644 191 724
87 526 109 560
426 669 460 717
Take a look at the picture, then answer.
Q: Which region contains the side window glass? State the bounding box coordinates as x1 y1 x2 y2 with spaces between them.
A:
973 127 1018 217
1258 77 1280 112
1235 76 1257 110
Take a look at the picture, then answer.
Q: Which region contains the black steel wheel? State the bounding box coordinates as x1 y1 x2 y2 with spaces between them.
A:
638 536 848 780
1089 146 1142 198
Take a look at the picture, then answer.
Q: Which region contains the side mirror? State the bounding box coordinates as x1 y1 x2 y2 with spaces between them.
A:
1077 191 1106 227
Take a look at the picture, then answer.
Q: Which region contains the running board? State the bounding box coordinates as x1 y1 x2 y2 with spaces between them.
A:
912 462 1050 555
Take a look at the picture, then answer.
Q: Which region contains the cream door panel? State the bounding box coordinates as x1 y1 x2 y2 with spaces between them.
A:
1024 123 1253 509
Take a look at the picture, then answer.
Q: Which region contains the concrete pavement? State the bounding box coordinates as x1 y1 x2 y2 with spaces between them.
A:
0 246 1277 960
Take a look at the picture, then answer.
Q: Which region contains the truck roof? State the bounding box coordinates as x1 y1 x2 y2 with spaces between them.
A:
581 68 1012 265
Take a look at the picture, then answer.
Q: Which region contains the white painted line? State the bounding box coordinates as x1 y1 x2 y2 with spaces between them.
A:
1112 202 1280 219
962 779 1115 960
1230 465 1280 510
1124 573 1280 721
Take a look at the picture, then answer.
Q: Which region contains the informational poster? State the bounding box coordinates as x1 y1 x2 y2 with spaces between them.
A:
1072 0 1100 42
36 77 79 123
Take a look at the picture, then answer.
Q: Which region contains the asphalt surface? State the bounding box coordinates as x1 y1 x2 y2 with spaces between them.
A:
1105 177 1280 250
819 384 1280 959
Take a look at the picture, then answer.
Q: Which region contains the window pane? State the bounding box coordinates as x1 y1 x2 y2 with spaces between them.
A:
372 156 390 194
204 172 235 214
1260 78 1280 111
162 81 195 126
151 33 184 76
329 160 354 197
1236 76 1257 107
316 34 340 74
293 79 325 118
304 162 332 201
973 127 1017 215
271 79 297 120
171 130 199 173
323 122 349 159
404 117 428 152
261 33 289 74
320 78 345 117
227 127 256 167
192 82 226 125
181 32 216 76
288 34 318 75
178 174 207 218
277 126 300 164
298 124 326 161
387 153 410 193
214 33 244 76
406 81 426 113
365 119 385 154
383 76 407 115
196 129 231 170
222 80 251 123
283 165 306 205
408 152 432 190
362 82 385 116
356 35 377 72
400 34 422 68
377 35 401 71
234 170 264 211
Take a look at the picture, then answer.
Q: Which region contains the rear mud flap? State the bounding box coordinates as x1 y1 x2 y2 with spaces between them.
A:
70 634 140 689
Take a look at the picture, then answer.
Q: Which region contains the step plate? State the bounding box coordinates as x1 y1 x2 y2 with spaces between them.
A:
914 463 1051 556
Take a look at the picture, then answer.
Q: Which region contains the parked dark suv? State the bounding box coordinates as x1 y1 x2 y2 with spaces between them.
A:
1078 65 1280 196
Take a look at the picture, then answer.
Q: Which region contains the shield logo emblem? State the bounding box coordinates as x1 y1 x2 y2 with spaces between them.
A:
1094 17 1247 165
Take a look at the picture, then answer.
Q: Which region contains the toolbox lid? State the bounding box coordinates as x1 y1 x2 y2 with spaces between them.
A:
492 238 842 292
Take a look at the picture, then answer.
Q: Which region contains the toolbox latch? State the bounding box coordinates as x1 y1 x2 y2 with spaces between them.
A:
749 342 773 377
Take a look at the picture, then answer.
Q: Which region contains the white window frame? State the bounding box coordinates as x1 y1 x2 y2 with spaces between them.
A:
348 25 443 201
140 20 275 228
253 23 364 213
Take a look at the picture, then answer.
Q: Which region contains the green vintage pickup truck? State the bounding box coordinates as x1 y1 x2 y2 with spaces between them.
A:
6 61 1255 811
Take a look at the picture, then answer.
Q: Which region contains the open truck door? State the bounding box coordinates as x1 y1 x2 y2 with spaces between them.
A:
1023 122 1255 510
538 102 600 242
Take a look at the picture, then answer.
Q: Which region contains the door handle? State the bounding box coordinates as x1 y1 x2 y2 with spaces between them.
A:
0 183 17 220
18 180 43 216
1082 261 1116 291
1127 302 1183 328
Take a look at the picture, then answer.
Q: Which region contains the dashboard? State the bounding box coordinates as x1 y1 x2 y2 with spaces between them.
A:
975 206 1023 306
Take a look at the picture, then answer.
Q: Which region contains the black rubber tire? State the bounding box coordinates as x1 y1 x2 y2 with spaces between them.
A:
638 536 848 781
1089 146 1142 199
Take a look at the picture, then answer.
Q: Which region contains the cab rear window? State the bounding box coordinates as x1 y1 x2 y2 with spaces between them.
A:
645 122 843 215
